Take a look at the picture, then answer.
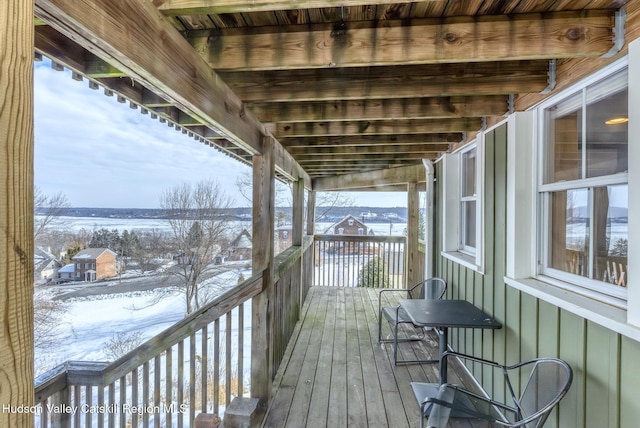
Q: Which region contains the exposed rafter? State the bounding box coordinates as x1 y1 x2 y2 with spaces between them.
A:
156 0 427 15
218 62 550 103
250 96 508 123
187 11 615 71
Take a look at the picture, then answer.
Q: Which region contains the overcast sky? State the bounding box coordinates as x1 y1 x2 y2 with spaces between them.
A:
34 59 409 209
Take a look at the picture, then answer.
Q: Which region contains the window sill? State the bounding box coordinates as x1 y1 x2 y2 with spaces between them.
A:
504 276 640 342
441 251 483 274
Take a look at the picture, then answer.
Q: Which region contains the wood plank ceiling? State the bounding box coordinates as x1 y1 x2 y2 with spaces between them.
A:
34 0 625 187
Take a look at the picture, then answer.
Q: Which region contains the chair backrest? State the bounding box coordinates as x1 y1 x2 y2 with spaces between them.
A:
416 277 447 300
504 358 573 427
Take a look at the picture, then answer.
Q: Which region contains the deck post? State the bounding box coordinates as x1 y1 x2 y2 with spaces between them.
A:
304 190 316 297
292 179 304 247
251 135 275 408
0 1 35 427
406 181 421 287
292 179 305 308
306 190 316 237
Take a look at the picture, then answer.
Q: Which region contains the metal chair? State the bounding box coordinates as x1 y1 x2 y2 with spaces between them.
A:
377 277 446 365
411 352 573 428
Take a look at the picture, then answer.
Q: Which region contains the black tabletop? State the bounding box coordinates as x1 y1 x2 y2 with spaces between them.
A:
399 299 502 329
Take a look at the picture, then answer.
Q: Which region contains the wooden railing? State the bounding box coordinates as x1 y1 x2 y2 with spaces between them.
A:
34 238 316 428
34 272 264 428
313 234 406 288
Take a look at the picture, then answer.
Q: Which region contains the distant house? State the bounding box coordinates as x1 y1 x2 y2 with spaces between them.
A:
34 247 61 284
326 215 368 236
57 264 75 282
227 229 252 261
71 248 117 282
275 224 293 254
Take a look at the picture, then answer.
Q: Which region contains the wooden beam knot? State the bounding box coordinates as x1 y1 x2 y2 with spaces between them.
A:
564 27 587 41
443 32 459 44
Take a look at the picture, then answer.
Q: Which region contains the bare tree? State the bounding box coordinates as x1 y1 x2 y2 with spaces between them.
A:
161 179 232 315
132 229 171 272
235 169 291 207
314 191 355 223
235 170 354 227
34 186 70 242
33 292 69 350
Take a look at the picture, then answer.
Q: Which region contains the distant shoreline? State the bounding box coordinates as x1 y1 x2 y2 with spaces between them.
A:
37 206 412 223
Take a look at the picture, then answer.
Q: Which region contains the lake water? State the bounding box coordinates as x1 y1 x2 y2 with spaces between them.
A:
46 215 408 237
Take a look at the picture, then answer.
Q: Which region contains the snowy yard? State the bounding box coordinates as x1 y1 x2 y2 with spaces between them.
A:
35 267 252 377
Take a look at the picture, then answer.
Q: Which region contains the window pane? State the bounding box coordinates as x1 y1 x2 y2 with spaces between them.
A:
585 86 628 178
461 149 476 197
549 189 589 277
545 93 583 183
593 185 628 286
463 200 476 249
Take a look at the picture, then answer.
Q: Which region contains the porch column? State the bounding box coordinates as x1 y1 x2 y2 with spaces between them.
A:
0 1 35 426
303 190 316 298
292 179 304 247
306 190 316 236
406 182 420 287
291 179 305 308
251 135 275 405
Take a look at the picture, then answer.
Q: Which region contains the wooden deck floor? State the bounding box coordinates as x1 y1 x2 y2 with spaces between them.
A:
261 286 474 428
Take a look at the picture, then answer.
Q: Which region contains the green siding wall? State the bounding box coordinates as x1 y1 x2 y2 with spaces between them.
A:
434 123 640 428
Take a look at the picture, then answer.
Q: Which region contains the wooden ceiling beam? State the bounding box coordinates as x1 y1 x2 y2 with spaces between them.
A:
313 164 427 191
218 62 549 102
188 11 614 71
280 134 461 148
272 118 482 138
288 143 450 156
296 152 440 161
156 0 425 15
249 96 508 123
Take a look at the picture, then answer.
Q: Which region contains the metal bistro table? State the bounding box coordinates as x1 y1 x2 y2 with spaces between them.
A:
398 299 501 384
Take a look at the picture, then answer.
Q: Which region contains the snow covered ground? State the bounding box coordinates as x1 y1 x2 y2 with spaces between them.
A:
35 267 252 377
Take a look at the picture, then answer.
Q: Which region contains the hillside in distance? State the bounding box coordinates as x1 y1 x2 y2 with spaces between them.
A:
38 206 412 224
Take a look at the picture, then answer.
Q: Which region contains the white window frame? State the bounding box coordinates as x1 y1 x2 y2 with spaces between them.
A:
459 145 478 255
506 48 640 340
538 66 628 301
441 134 485 272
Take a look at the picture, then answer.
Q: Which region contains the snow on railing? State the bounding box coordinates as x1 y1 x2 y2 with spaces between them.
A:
34 271 264 428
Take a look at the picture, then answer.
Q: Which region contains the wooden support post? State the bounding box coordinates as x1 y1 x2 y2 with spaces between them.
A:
406 182 420 288
251 136 275 407
292 179 305 309
306 190 316 237
292 180 304 247
0 1 35 427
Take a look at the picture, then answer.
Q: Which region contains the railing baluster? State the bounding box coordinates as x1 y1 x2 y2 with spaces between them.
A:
85 386 93 428
73 385 80 428
189 333 196 425
118 377 125 428
213 318 220 415
225 312 232 406
108 383 115 428
237 303 244 398
177 340 184 428
201 326 208 413
166 347 173 428
97 385 105 428
154 355 161 428
131 368 138 428
142 361 149 428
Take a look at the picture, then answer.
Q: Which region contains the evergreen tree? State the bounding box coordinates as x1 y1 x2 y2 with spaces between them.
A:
357 257 390 288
